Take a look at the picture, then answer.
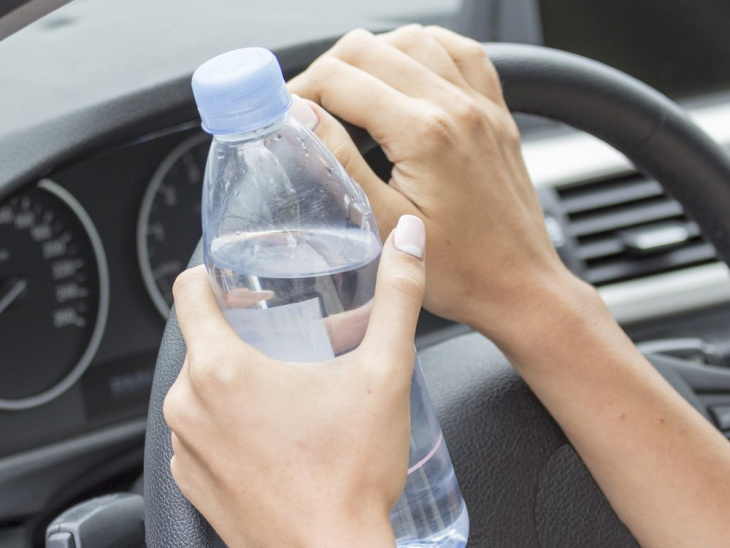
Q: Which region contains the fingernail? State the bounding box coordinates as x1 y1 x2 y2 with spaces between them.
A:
394 215 425 260
289 94 320 131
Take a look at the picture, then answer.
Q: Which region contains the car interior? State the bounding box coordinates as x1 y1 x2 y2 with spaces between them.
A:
3 0 730 546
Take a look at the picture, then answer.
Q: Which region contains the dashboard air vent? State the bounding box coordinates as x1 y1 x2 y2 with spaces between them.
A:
556 175 718 286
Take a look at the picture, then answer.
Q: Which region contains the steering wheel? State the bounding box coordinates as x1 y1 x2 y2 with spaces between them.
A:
144 42 730 547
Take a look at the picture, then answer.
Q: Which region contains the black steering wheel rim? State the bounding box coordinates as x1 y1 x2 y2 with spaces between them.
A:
144 42 730 547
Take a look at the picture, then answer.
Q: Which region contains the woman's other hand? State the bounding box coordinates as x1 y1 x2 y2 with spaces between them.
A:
288 25 581 347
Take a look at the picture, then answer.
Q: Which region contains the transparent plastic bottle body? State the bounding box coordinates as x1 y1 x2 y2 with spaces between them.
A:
201 112 469 547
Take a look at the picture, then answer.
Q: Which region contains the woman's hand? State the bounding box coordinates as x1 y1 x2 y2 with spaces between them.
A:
288 25 580 345
289 26 730 548
164 216 426 548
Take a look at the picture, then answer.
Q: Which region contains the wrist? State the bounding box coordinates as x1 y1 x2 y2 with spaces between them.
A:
307 508 395 548
230 501 395 548
468 271 615 366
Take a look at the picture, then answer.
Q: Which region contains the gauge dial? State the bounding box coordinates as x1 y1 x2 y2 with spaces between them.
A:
0 179 109 411
138 133 211 318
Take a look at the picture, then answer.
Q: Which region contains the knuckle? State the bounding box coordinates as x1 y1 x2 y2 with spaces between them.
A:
311 55 344 82
170 432 183 455
452 96 485 128
163 383 186 432
169 455 179 479
424 24 445 38
189 353 237 391
332 28 374 60
289 57 338 97
463 40 489 63
501 115 522 145
420 98 486 143
287 72 314 99
405 96 515 166
345 27 374 42
482 102 520 143
388 24 426 46
368 358 413 394
171 268 196 304
418 106 455 146
169 456 192 497
384 269 426 303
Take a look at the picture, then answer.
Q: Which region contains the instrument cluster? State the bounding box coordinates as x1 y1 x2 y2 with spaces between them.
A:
0 126 210 441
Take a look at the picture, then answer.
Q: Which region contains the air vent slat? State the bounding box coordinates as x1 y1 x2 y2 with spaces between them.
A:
561 178 663 214
577 237 624 261
554 172 717 287
570 200 683 237
585 242 717 285
578 222 701 261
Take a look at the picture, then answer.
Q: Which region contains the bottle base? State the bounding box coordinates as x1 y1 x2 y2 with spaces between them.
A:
395 503 469 548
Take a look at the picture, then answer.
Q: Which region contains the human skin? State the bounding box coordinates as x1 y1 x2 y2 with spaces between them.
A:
165 217 426 548
289 25 730 547
167 25 730 547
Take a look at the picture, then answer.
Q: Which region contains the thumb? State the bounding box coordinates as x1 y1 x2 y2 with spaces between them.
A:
360 215 426 373
288 94 407 238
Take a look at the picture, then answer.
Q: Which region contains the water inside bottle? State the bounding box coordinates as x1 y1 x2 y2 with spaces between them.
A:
206 228 468 546
392 360 469 547
208 228 379 361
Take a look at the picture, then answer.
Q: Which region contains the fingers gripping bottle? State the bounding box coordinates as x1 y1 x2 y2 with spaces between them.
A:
192 48 469 547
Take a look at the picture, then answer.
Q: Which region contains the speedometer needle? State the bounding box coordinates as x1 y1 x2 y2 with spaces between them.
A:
0 278 27 316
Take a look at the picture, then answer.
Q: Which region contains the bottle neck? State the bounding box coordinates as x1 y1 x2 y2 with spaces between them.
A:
213 112 289 143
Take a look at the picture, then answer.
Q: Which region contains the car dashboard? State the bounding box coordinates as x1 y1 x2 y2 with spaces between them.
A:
2 0 730 546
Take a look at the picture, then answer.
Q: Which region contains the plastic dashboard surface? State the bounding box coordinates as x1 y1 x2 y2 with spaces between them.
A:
0 0 459 198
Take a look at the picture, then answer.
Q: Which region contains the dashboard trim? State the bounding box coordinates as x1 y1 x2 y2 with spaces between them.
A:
0 419 145 519
599 263 730 325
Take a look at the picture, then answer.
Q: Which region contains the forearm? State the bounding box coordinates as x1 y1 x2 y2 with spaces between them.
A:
473 274 730 547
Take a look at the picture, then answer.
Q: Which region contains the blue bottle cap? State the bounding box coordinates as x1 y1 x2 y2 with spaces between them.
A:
191 48 292 135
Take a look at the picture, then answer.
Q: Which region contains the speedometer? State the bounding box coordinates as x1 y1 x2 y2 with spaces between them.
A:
137 133 210 317
0 179 109 411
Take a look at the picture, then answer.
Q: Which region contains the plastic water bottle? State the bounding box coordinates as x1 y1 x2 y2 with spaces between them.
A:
192 47 469 547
